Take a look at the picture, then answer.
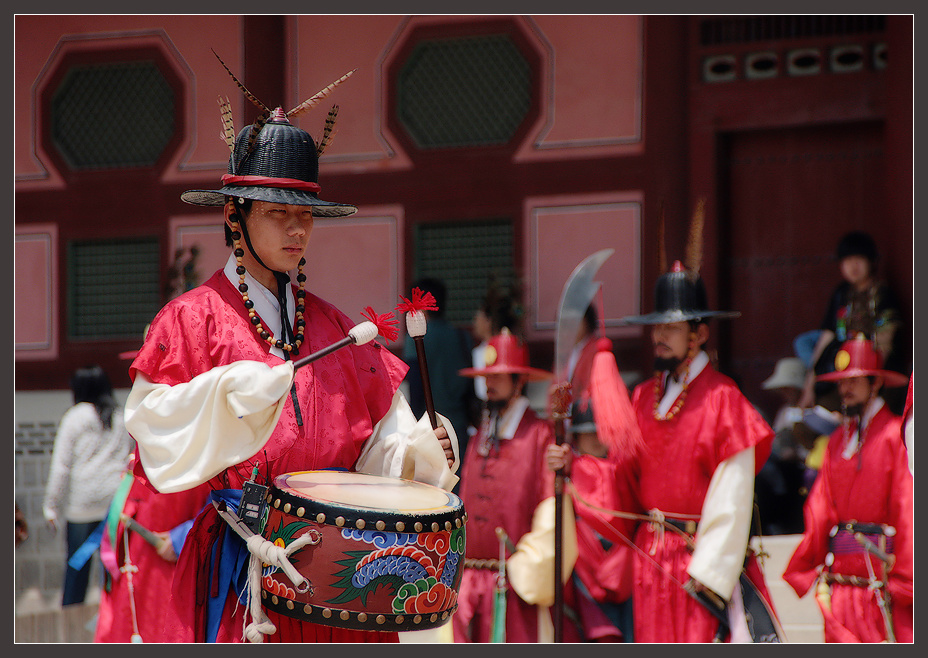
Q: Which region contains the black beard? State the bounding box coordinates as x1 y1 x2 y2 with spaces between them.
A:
653 356 683 374
486 399 508 413
843 403 864 418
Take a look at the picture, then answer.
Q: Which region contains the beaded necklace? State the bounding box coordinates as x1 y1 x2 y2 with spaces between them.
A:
653 357 693 421
229 218 307 354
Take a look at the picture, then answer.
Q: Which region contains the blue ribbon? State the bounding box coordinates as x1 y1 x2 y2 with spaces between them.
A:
205 489 252 643
67 520 105 571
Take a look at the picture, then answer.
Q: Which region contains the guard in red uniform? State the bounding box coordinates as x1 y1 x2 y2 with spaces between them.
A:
454 329 578 642
783 334 913 643
94 457 210 643
619 260 779 643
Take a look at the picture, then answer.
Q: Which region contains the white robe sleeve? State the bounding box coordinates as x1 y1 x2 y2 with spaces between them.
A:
124 361 294 493
905 412 914 476
353 390 460 492
506 496 578 607
686 446 755 601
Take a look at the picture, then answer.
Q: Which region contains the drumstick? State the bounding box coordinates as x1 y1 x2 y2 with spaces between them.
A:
397 289 439 429
292 321 379 370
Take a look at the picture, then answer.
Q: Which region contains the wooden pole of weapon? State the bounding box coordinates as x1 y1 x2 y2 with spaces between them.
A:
550 382 572 643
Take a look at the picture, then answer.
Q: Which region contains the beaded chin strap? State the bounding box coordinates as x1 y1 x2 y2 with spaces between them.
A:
228 209 307 355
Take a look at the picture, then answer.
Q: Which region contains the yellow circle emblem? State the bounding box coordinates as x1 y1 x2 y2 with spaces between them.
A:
485 345 498 366
835 349 851 372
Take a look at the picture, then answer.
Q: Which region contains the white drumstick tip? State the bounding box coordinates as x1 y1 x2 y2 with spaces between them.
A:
405 310 427 338
349 321 378 345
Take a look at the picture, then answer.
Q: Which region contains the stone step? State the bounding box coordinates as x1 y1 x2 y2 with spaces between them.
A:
751 533 824 643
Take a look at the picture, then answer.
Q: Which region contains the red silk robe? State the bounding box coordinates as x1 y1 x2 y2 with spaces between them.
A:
452 404 560 643
782 403 913 642
94 473 210 642
129 270 407 643
626 366 775 643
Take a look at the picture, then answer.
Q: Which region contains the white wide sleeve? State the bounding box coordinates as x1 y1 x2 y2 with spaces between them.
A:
506 496 578 607
353 390 460 492
686 446 755 601
124 361 294 493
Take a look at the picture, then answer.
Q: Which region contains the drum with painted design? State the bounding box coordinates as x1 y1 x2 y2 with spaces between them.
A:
259 470 466 632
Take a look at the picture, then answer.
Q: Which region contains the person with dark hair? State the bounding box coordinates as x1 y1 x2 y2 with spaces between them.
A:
783 334 912 642
43 365 133 606
122 89 457 643
795 231 905 409
471 276 521 405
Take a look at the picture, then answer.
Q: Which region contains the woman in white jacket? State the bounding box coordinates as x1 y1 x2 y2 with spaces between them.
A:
43 365 132 605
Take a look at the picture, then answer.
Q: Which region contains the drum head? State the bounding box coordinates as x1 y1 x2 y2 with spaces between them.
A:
277 470 455 514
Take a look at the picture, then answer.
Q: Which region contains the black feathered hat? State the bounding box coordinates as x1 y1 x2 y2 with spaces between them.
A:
181 108 356 217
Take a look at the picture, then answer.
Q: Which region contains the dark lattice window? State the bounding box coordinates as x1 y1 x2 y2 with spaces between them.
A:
414 220 515 326
51 61 175 170
397 34 532 149
68 239 161 339
699 15 886 46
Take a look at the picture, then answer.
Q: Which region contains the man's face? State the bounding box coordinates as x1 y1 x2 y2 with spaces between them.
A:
837 375 879 410
651 321 695 371
226 201 314 289
485 372 522 405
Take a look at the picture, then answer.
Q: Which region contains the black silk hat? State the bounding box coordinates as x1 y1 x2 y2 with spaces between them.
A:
622 260 741 325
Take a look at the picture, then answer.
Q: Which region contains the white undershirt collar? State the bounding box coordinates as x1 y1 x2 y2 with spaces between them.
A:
223 253 294 361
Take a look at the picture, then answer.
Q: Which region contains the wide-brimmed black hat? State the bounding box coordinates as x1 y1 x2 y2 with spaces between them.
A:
181 108 357 217
622 260 740 325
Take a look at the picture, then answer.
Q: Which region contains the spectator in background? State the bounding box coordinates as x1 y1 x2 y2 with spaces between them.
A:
43 365 133 606
470 277 521 414
754 357 808 535
795 231 906 411
403 277 475 470
15 502 28 547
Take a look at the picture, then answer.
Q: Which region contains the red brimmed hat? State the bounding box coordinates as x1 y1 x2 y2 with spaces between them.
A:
816 333 909 388
459 329 552 381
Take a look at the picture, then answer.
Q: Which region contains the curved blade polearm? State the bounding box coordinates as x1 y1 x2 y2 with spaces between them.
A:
554 248 615 383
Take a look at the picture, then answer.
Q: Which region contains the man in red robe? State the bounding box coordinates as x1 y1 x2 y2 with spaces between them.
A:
782 334 913 643
123 98 458 643
619 260 778 643
454 329 579 642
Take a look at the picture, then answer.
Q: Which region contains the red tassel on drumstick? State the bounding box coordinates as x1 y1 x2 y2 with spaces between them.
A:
396 288 440 429
292 306 398 371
